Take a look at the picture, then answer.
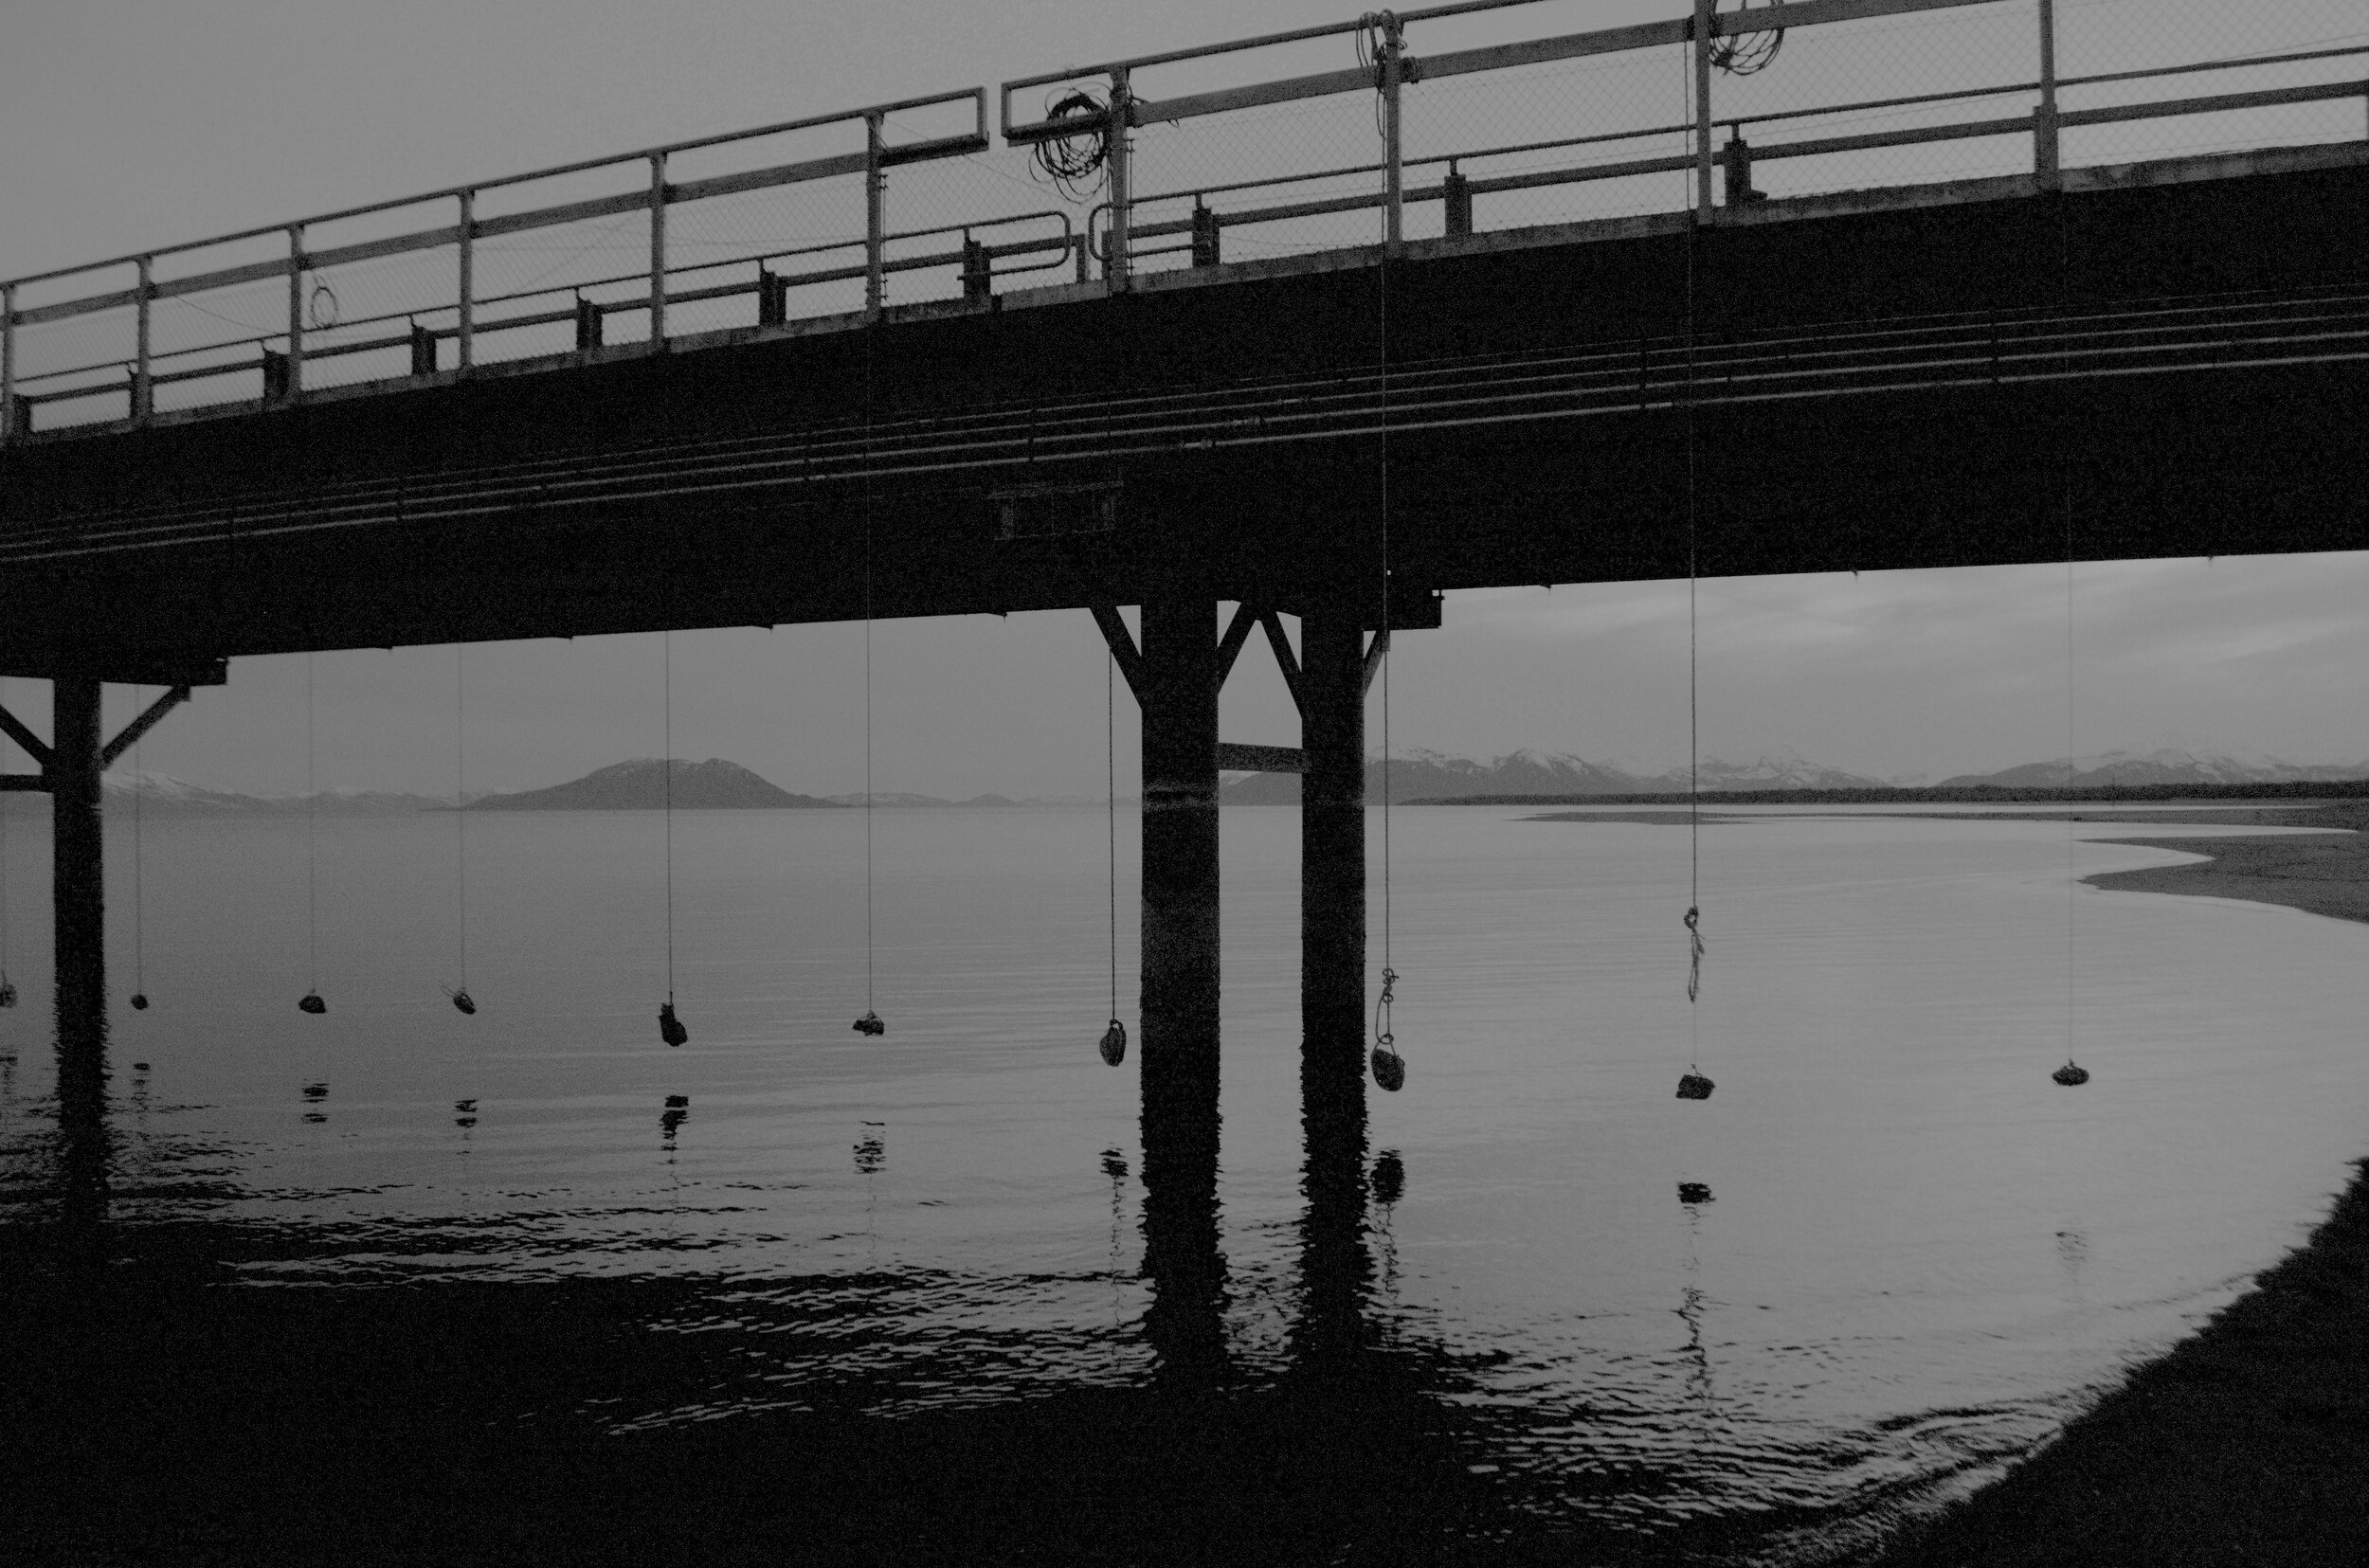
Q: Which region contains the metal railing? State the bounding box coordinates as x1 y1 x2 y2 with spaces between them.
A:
2 88 997 437
7 0 2364 442
1004 0 2366 274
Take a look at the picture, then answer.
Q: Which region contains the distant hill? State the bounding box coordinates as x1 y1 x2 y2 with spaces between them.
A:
75 771 458 816
1938 748 2369 791
468 759 841 810
820 791 1085 807
1223 748 1890 804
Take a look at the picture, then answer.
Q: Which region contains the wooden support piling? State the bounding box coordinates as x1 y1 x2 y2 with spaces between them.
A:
51 677 107 1086
1299 604 1367 1150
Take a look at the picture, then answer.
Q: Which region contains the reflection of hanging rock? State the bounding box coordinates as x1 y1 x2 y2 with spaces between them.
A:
2053 1060 2089 1087
132 1062 151 1072
298 991 327 1015
854 1124 885 1175
1370 1149 1405 1207
660 1096 689 1142
1100 1147 1129 1181
659 1002 688 1048
0 979 15 1007
1675 1072 1714 1100
1098 1018 1127 1066
302 1082 328 1101
1677 1181 1714 1205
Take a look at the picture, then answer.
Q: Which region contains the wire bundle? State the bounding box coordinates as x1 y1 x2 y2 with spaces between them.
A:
1710 0 1786 76
1032 89 1112 200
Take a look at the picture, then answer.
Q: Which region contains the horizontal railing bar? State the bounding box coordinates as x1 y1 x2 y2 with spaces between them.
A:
1412 18 1689 87
1722 44 2369 133
13 288 141 327
148 257 298 301
1753 113 2034 161
2058 78 2368 129
4 86 985 293
1133 66 1375 126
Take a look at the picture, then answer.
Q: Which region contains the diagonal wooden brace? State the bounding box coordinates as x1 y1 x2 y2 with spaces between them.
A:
1089 604 1144 701
1215 601 1260 690
0 702 52 770
1362 628 1390 696
1259 609 1303 715
99 684 190 769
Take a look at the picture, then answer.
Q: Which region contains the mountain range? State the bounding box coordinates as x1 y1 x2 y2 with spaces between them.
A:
1222 748 1894 803
18 746 2364 816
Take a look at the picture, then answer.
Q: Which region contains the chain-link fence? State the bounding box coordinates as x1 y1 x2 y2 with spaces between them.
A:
8 0 2361 440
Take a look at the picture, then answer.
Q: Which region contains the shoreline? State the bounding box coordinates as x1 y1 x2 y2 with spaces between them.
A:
1872 801 2369 1566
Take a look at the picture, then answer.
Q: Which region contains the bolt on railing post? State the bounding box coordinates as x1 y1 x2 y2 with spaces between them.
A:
458 189 475 370
649 152 668 346
2035 0 2062 187
865 113 886 320
1106 70 1131 291
1693 0 1715 220
1383 13 1405 258
1 281 13 441
134 255 153 424
286 225 305 400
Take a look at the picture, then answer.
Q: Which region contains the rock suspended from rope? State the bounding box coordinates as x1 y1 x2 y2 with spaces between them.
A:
1675 1072 1714 1100
130 992 150 1011
1371 1043 1406 1093
298 991 327 1015
659 1001 688 1048
2053 1060 2090 1087
1098 1018 1127 1066
853 1011 886 1036
450 987 477 1016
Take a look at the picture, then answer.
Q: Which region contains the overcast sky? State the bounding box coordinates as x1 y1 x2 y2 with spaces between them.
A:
5 1 2365 797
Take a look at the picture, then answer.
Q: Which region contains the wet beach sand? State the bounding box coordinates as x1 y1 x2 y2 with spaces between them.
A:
1871 802 2369 1566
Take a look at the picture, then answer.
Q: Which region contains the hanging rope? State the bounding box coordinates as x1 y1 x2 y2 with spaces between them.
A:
130 686 149 1010
299 656 325 1014
1370 235 1404 1095
853 318 884 1038
659 633 686 1046
1674 107 1713 1103
450 646 475 1015
1099 643 1127 1065
2054 425 2089 1089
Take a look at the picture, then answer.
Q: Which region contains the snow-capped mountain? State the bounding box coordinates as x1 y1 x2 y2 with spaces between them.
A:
1937 748 2369 790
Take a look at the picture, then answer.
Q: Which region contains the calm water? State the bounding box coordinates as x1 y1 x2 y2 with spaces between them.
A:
2 804 2363 1559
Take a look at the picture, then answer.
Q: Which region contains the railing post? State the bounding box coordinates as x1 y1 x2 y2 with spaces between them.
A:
1693 0 1715 221
2 281 15 442
285 225 305 400
2034 0 2062 188
457 189 475 370
1382 13 1405 258
134 255 153 423
649 152 668 345
1106 69 1131 291
865 112 886 320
